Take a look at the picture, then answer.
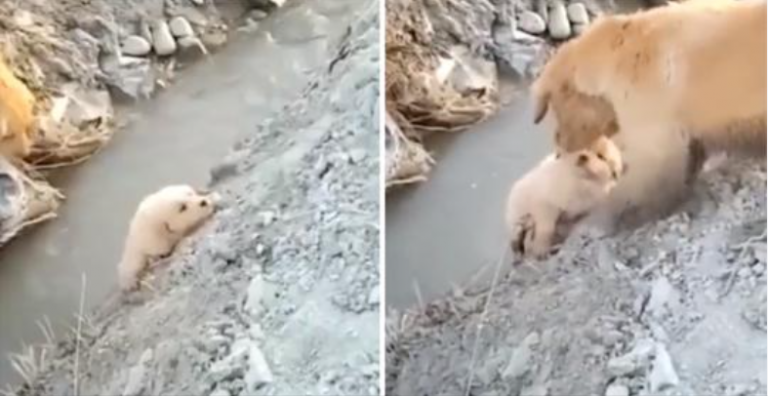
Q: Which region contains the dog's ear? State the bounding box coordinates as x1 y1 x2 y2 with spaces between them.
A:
533 91 550 125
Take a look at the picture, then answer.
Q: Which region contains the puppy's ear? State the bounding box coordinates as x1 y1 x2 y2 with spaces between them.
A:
533 91 550 125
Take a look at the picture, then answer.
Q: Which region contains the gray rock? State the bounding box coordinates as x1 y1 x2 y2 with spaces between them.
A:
245 274 265 316
100 55 156 100
138 20 153 43
245 344 274 391
567 3 590 25
547 2 572 40
246 0 286 9
649 343 679 392
122 35 152 56
249 10 269 21
151 20 177 56
368 285 380 306
647 277 677 317
573 23 588 36
520 384 548 396
210 389 230 396
204 335 231 353
519 11 546 35
501 332 539 379
259 211 277 226
191 0 205 5
169 16 195 38
122 349 153 396
606 338 654 377
605 383 630 396
535 0 549 23
208 340 249 383
177 36 209 60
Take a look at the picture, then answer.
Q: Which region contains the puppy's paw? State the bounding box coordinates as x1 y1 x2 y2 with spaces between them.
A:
118 275 139 292
510 215 535 257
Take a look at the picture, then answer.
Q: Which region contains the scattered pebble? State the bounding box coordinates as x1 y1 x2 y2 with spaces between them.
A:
190 0 205 5
572 23 588 35
122 349 154 396
566 3 590 24
502 332 539 379
245 344 274 391
605 383 630 396
245 274 265 316
204 335 230 353
178 36 209 59
259 211 277 226
647 277 676 317
606 339 654 377
210 389 230 396
535 0 549 22
122 35 151 56
249 10 269 21
547 2 572 40
519 11 546 34
170 16 195 38
368 285 380 306
151 20 177 56
208 341 249 383
520 384 548 396
649 343 680 392
201 30 228 49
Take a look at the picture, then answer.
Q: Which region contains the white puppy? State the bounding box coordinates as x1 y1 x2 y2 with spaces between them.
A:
118 185 218 291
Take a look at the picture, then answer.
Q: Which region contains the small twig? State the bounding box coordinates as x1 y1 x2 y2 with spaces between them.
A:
464 244 508 396
412 279 425 313
73 273 86 396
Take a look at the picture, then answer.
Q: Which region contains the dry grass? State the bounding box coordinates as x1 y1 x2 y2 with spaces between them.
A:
385 0 499 188
0 0 117 245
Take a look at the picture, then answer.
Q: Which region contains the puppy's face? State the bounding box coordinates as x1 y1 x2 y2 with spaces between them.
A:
156 185 217 234
564 138 624 189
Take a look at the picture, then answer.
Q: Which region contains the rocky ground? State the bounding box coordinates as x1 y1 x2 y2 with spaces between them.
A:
386 0 766 395
6 0 380 395
387 160 767 396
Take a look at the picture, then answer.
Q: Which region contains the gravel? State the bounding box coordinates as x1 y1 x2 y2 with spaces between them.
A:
387 158 767 395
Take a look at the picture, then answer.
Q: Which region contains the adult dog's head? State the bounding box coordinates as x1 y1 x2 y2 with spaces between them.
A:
530 21 621 153
532 75 619 153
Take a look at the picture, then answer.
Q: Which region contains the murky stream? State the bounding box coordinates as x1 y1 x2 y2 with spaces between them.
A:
385 87 552 309
0 1 359 385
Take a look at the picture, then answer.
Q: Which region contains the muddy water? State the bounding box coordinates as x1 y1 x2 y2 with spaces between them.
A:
0 1 359 385
385 87 552 309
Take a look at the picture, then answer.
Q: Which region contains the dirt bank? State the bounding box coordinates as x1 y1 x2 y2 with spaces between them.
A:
7 0 380 394
387 159 766 396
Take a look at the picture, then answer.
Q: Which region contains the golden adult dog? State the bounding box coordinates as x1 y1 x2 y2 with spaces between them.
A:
531 0 766 226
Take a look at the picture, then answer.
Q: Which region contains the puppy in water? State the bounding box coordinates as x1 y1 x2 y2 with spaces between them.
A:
505 136 624 259
118 185 219 292
530 0 766 225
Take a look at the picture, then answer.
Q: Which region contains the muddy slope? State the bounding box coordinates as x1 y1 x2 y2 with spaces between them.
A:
13 1 380 395
387 160 766 395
